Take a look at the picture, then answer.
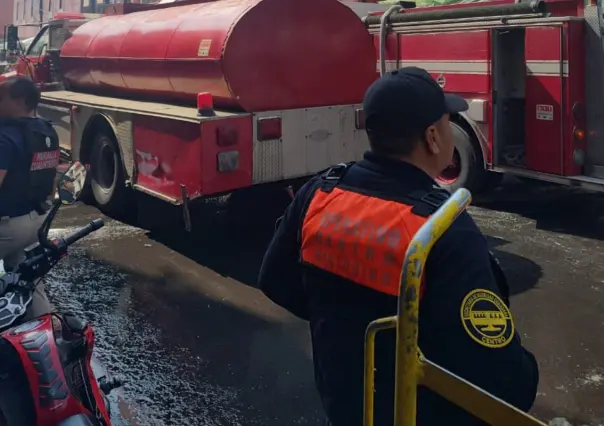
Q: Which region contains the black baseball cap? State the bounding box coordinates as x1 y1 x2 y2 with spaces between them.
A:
363 67 468 140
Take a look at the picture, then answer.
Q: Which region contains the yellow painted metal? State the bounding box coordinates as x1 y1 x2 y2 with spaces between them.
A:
363 316 397 426
419 358 548 426
393 188 472 426
362 187 549 426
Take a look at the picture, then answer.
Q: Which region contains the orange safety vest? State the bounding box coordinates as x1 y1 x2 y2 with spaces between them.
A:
300 163 450 297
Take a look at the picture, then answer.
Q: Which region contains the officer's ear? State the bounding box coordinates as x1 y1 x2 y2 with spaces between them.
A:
424 125 440 155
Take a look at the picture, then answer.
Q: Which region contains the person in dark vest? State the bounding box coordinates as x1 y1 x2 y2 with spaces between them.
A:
258 67 539 426
0 76 59 319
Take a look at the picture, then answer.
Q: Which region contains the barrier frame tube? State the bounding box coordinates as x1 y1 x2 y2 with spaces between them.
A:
393 188 472 426
364 316 398 426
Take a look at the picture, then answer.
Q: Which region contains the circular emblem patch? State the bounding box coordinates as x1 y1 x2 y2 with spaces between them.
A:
460 289 514 348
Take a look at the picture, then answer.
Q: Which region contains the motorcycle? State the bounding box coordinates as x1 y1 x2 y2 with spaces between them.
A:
0 162 122 426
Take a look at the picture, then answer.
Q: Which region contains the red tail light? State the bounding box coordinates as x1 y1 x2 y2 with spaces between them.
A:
257 117 282 141
216 126 238 147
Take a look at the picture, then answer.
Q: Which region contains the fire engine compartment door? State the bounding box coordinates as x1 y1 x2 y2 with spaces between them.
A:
525 25 568 175
585 0 604 178
525 26 565 175
492 25 565 175
491 28 527 169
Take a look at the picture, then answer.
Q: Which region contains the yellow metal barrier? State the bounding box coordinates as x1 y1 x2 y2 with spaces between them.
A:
363 188 547 426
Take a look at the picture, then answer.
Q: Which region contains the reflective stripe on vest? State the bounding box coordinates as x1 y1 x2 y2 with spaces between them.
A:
301 186 430 296
30 150 60 171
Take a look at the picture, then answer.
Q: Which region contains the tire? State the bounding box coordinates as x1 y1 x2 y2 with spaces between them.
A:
0 339 36 426
485 171 504 189
0 378 36 426
89 131 133 218
436 122 487 193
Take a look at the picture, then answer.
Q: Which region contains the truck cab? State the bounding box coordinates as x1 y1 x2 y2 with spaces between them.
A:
13 23 51 84
0 14 101 88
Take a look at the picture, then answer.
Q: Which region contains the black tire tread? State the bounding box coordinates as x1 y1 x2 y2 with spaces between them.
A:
438 122 487 193
89 131 133 218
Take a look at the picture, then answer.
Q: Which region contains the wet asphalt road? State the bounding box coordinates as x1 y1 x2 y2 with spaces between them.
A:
34 178 604 426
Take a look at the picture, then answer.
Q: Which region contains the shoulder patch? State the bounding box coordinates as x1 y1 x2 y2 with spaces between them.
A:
460 289 515 349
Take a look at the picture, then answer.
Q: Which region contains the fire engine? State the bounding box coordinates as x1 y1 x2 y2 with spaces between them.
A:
363 0 599 195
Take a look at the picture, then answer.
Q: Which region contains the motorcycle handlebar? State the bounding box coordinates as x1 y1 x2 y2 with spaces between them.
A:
62 219 105 247
12 218 104 284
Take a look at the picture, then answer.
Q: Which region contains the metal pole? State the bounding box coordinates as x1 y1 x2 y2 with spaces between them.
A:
393 188 472 426
378 5 402 77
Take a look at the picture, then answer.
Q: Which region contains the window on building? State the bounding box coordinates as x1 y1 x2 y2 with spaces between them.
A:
49 0 52 12
27 26 49 57
30 0 34 18
60 0 62 8
16 3 20 21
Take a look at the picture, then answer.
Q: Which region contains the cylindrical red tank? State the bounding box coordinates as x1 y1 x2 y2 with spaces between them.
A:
60 0 377 112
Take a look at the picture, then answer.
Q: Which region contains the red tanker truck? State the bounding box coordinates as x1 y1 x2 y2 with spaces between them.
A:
13 0 604 222
1 0 384 225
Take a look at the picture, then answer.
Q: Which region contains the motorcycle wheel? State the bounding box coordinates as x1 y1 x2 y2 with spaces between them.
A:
0 340 36 426
0 378 36 426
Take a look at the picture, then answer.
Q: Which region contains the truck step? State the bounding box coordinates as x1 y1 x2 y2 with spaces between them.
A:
494 166 604 192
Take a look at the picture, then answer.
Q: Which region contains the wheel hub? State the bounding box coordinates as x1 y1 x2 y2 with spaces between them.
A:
96 143 116 191
437 149 461 185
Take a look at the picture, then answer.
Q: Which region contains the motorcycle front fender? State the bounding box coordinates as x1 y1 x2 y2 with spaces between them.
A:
90 352 108 383
57 413 98 426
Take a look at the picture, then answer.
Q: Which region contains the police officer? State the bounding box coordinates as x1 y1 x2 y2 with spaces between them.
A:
258 67 539 426
0 76 59 319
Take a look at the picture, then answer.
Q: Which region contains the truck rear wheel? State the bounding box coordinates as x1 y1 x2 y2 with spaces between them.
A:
436 122 487 193
89 131 132 218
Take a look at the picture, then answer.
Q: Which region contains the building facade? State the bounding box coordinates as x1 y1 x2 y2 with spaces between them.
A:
81 0 160 13
13 0 81 37
12 0 168 38
1 2 15 40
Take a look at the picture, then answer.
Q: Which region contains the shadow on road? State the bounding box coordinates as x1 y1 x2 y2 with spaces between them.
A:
475 179 604 241
128 265 318 421
146 218 273 290
78 252 320 425
144 203 543 299
487 236 543 296
142 188 287 290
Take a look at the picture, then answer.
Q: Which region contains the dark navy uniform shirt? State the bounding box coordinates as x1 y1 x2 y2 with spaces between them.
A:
258 152 539 426
0 121 34 217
